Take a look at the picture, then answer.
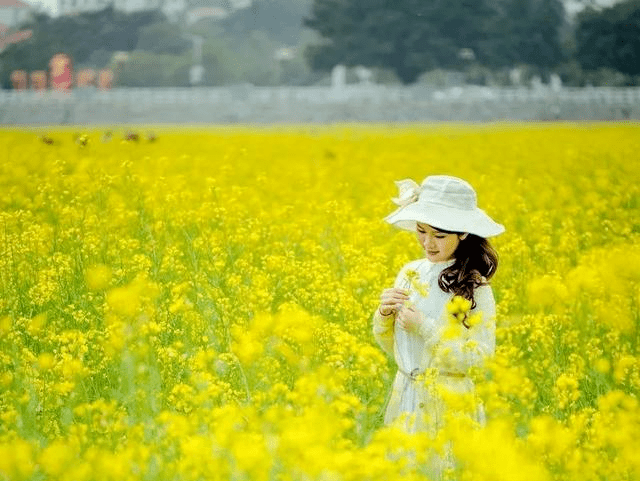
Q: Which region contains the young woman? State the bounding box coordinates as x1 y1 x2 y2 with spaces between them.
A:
373 175 504 440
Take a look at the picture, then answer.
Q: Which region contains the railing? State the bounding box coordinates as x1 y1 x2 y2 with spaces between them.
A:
2 86 638 124
2 85 640 106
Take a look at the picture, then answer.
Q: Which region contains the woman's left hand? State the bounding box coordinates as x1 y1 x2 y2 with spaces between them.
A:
396 304 423 334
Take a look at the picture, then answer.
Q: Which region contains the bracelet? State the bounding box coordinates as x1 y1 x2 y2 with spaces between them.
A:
378 307 393 317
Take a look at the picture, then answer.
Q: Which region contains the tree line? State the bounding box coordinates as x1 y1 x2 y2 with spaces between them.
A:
1 0 639 88
304 0 640 85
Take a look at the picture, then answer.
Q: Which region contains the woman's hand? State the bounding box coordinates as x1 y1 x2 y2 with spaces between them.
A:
378 288 409 316
396 304 424 334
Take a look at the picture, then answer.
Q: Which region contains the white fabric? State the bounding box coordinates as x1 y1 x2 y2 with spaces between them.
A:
384 175 505 238
373 258 496 435
391 179 421 208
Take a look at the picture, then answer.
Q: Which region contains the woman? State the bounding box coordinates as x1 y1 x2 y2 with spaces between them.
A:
373 175 504 441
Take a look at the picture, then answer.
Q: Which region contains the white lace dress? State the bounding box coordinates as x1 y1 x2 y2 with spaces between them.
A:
373 258 496 436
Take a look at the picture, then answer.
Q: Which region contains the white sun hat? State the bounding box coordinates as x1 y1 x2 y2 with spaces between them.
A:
384 175 505 238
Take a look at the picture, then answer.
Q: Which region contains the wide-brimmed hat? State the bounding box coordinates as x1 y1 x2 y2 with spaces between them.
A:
384 175 505 238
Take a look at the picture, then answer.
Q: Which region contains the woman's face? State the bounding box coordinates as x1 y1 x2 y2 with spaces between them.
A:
416 223 463 263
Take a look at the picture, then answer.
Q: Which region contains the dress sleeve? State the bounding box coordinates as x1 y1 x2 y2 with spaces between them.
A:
372 261 418 357
372 310 395 357
428 284 496 373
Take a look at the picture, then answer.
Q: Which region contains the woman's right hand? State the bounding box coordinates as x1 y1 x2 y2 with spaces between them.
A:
378 288 409 316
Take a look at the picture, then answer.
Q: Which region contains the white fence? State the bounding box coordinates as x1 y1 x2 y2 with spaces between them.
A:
2 85 640 105
1 85 639 123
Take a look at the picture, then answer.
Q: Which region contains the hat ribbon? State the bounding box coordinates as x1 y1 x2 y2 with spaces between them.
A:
392 179 421 208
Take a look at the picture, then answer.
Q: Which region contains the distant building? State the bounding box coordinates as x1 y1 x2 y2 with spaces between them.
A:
564 0 623 18
162 0 187 22
0 0 32 28
58 0 163 16
185 6 228 25
56 0 250 22
184 0 253 25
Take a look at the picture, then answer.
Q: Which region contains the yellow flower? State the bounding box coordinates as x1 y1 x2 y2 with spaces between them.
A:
38 441 76 477
0 371 13 387
446 295 472 315
527 274 569 310
27 313 47 335
594 357 611 374
54 381 76 396
465 312 483 328
405 269 429 297
106 285 141 318
445 295 475 331
0 440 35 480
85 264 112 291
554 373 581 410
37 352 55 371
0 316 12 334
1 124 640 481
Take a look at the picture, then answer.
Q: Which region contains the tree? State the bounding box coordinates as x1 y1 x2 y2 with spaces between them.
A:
221 0 314 44
303 0 567 83
482 0 566 71
574 0 640 76
136 21 191 55
116 51 191 87
0 7 168 88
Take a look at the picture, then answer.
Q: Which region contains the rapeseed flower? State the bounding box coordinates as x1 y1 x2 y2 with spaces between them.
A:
0 316 11 334
0 440 35 480
527 275 569 311
85 264 112 291
443 295 481 339
38 441 76 478
554 373 581 410
405 269 429 297
0 125 639 481
27 312 47 335
37 352 55 371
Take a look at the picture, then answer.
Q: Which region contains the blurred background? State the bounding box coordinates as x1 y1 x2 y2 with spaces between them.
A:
1 0 639 122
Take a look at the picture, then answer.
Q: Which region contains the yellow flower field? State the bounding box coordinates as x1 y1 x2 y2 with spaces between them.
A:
0 123 639 480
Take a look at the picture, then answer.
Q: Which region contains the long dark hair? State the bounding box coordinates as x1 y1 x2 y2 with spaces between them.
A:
436 230 498 309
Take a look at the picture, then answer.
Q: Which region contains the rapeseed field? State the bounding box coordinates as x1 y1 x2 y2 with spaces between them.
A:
0 124 639 480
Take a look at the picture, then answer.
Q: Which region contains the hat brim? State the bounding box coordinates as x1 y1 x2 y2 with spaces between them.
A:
384 201 505 238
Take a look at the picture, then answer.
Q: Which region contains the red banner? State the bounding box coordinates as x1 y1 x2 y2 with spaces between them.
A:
49 53 73 91
77 68 96 88
11 70 27 90
30 71 47 91
98 69 114 90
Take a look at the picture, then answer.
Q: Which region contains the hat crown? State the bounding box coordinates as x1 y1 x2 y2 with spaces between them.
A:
419 175 477 211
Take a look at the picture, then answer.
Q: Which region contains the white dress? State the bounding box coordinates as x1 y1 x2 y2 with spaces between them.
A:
373 258 496 436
